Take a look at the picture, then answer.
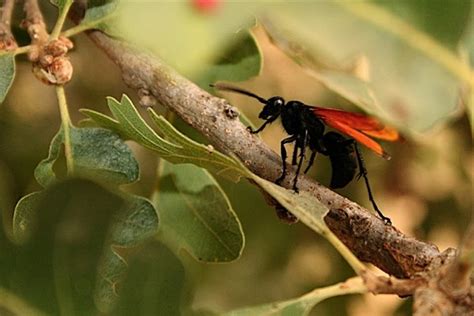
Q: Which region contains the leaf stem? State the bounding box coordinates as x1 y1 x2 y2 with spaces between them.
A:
61 14 114 38
56 86 74 175
224 277 366 315
50 1 73 40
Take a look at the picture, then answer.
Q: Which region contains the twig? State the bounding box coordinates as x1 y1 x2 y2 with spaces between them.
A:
361 270 425 297
22 0 49 46
437 221 474 303
0 0 17 51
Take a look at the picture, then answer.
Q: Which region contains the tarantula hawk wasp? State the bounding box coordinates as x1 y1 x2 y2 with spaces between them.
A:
211 83 400 224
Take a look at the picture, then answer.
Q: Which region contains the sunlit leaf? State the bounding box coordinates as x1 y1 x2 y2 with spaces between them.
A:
251 176 329 235
0 53 15 104
250 175 365 273
157 161 244 262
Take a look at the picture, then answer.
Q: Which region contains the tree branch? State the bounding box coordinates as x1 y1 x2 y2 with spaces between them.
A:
79 28 446 279
22 0 49 46
0 0 17 51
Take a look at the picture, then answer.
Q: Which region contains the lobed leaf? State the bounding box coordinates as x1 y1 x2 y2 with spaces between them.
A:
96 195 159 311
82 95 249 182
157 161 244 262
0 53 15 104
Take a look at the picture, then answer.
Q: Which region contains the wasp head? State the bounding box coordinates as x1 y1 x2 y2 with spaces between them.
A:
259 96 284 120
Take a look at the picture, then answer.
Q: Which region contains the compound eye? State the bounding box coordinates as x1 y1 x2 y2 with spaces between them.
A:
275 98 284 106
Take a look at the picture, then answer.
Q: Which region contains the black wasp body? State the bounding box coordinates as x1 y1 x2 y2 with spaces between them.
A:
211 83 395 224
249 97 358 192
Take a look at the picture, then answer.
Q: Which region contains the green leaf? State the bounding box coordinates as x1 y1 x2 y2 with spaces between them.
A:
157 161 244 262
0 53 15 104
224 277 365 316
35 127 139 187
197 31 262 90
115 2 261 76
12 191 43 243
112 241 185 316
251 176 329 235
82 95 249 182
81 2 119 33
110 196 158 246
263 2 471 132
96 195 159 311
250 174 365 273
78 109 124 135
71 127 139 184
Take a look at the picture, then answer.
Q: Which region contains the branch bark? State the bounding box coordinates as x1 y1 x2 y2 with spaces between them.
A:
22 0 49 46
0 0 17 51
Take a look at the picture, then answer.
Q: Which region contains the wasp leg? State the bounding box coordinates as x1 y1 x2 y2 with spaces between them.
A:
291 143 299 165
292 131 308 192
247 120 270 134
275 135 298 185
353 143 392 225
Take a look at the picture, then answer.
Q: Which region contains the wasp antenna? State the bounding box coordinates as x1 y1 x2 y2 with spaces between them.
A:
211 83 267 104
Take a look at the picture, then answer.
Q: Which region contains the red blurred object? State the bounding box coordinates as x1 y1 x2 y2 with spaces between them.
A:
192 0 220 13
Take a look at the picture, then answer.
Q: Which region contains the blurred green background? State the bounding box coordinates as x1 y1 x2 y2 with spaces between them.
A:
0 1 472 315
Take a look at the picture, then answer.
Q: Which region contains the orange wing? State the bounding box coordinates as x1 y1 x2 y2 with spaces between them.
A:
313 107 400 159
